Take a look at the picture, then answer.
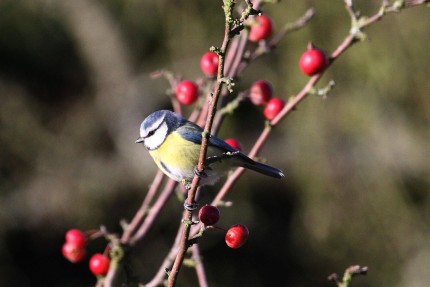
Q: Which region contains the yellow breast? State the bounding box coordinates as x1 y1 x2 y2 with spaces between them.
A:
149 131 201 181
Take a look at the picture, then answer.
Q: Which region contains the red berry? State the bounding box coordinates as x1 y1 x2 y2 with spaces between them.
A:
62 242 86 263
65 229 87 248
225 224 249 249
263 97 285 120
224 138 242 151
175 81 199 105
200 52 219 77
248 15 273 42
89 254 110 276
299 48 329 76
249 80 273 106
198 205 220 226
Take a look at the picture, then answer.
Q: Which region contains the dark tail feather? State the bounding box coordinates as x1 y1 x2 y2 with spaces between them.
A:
242 161 284 179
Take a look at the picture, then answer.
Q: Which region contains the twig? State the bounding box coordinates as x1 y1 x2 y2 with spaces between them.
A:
328 265 368 287
213 0 430 207
144 225 184 287
129 179 177 245
269 7 316 48
226 30 249 78
237 7 316 75
166 1 257 286
166 1 430 286
150 70 183 115
120 170 165 244
192 244 209 287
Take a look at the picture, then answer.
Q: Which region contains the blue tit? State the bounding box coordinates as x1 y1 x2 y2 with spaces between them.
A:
136 110 284 185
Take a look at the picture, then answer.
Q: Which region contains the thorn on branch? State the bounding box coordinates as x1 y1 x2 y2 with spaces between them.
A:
328 265 369 287
345 0 368 40
393 0 406 10
309 80 336 99
210 46 223 56
378 1 389 16
350 25 367 41
110 243 125 262
240 0 257 22
346 265 368 276
219 77 235 93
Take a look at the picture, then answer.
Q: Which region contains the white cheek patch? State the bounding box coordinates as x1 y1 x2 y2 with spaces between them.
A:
144 122 168 150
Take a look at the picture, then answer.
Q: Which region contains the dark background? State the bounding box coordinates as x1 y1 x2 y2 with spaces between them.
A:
1 1 429 286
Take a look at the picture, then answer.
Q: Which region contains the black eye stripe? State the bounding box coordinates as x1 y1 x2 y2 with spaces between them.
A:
147 130 155 137
145 119 165 138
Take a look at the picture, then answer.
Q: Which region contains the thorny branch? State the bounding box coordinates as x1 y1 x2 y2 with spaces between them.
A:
167 1 256 286
96 1 429 286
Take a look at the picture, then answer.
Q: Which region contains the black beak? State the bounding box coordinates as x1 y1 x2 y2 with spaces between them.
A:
135 137 144 143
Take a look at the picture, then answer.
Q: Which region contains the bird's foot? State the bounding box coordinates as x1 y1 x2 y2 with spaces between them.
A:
183 199 199 212
193 166 208 178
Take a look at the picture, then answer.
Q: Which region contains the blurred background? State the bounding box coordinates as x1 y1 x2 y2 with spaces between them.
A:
0 0 429 286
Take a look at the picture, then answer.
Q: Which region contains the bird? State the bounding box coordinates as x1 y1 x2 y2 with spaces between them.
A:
136 110 284 186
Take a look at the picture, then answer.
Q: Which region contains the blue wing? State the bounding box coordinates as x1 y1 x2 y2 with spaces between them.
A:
176 122 238 153
176 121 284 178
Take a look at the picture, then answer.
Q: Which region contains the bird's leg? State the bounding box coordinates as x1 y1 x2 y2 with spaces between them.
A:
183 200 199 211
181 179 199 211
193 166 208 179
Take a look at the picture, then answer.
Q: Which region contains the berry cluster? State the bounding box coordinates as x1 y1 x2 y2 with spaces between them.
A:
248 79 286 121
173 14 330 124
198 205 249 249
62 229 110 277
169 15 330 253
173 52 219 106
62 229 87 263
